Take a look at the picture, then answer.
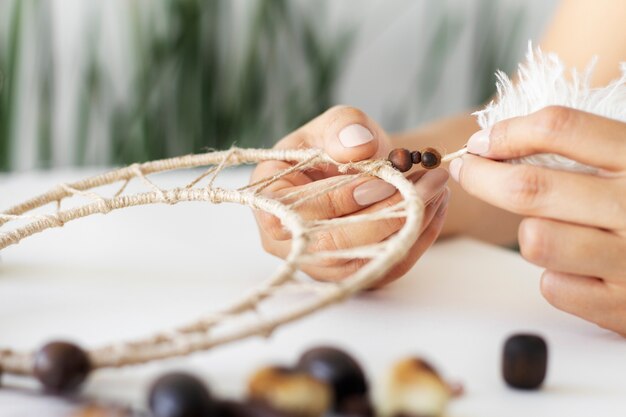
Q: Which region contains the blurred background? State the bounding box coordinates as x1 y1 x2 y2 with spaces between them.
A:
0 0 558 172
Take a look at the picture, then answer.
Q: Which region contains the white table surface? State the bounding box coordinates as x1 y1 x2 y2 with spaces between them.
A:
0 168 625 416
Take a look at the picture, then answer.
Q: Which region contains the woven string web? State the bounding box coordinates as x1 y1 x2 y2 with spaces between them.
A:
0 147 426 376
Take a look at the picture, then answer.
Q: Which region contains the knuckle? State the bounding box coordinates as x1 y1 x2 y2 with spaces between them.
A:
534 105 573 137
518 218 551 265
308 229 350 267
505 165 549 212
325 105 369 125
319 190 342 219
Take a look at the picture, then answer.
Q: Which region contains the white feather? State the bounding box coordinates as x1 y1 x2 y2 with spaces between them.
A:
473 42 626 173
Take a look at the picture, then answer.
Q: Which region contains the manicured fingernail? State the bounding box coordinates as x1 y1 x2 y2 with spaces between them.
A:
413 168 449 204
466 128 491 155
449 158 463 182
338 124 374 148
437 187 450 217
353 179 396 206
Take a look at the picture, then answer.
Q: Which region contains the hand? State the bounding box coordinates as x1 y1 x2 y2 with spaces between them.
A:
450 106 626 335
251 106 450 286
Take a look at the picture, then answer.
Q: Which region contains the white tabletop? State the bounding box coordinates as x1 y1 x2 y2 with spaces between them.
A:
0 168 625 416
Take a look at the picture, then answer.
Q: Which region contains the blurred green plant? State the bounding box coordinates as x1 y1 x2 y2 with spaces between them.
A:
0 0 530 171
77 0 353 165
0 1 23 171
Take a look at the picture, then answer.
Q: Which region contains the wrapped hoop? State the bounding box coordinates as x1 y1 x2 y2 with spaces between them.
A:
0 147 424 376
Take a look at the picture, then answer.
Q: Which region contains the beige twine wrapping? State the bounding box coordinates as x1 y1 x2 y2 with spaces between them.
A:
0 147 437 377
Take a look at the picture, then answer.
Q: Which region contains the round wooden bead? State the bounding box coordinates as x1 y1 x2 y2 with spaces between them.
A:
34 341 91 393
297 346 368 407
410 151 422 165
149 372 216 417
388 149 413 172
502 334 548 390
420 148 441 169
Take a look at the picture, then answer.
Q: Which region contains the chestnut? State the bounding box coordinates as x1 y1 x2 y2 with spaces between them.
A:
33 341 91 394
502 334 548 390
148 372 216 417
296 347 368 407
381 358 452 417
247 366 332 417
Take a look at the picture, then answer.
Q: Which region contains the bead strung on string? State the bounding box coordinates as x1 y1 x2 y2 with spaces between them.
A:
33 341 91 393
387 147 442 172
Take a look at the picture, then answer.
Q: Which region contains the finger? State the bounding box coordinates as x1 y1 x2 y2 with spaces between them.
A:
263 168 448 241
276 105 389 163
519 218 626 281
368 187 450 288
467 106 626 172
540 270 613 329
304 169 448 266
251 160 314 241
450 154 625 230
297 187 449 283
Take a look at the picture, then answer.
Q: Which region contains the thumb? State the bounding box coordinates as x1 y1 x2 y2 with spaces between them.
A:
276 105 387 163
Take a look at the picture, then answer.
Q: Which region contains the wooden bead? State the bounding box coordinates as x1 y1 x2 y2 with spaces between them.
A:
410 151 422 165
388 149 413 172
297 346 368 408
248 365 332 417
383 358 451 417
149 372 216 417
335 395 374 417
420 148 441 169
502 334 548 390
34 341 91 394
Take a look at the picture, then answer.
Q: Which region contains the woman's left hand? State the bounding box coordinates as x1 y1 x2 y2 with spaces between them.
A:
449 106 626 335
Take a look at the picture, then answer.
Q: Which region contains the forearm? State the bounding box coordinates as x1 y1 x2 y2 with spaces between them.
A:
391 112 521 246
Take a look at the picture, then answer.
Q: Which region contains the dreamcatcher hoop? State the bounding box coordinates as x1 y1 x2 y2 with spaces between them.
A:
0 147 424 377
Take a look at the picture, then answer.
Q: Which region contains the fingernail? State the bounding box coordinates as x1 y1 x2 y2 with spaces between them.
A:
466 127 491 155
415 169 449 202
436 187 450 217
353 179 396 206
338 124 374 148
449 158 463 182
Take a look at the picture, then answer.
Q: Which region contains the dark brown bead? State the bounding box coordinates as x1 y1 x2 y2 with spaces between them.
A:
388 149 413 172
34 341 91 394
334 395 374 417
420 148 441 169
149 372 216 417
502 334 548 390
297 346 368 407
410 151 422 165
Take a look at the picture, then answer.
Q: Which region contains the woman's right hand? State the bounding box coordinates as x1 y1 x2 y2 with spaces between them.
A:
250 106 450 287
